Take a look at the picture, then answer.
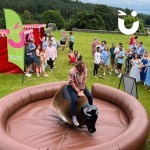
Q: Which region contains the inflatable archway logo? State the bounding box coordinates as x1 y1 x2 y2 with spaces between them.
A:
118 10 139 35
4 9 24 71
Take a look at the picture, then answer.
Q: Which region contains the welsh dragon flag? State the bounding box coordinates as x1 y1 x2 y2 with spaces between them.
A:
4 9 24 71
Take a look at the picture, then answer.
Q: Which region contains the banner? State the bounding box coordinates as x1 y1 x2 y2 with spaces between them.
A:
4 9 24 71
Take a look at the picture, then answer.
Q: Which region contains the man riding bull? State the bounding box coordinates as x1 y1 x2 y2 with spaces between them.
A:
67 61 93 126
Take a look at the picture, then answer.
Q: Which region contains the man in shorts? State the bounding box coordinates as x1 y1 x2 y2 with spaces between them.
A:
117 45 125 78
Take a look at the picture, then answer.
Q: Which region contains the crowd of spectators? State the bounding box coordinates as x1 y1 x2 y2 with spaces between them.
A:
24 31 150 90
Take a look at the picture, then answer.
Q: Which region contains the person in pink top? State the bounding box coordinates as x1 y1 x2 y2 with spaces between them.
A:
46 40 57 71
67 61 93 126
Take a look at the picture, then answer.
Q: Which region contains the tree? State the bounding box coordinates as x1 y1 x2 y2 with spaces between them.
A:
94 5 118 30
124 15 145 33
102 13 118 30
42 10 65 29
0 10 5 28
65 12 105 30
94 5 111 16
124 8 132 15
0 0 148 32
21 10 36 24
145 16 150 25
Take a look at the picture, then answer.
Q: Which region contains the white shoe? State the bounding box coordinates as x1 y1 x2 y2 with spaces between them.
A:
117 74 122 78
44 74 49 77
102 76 106 79
115 70 118 74
72 116 79 126
37 74 40 77
25 73 31 77
109 72 112 74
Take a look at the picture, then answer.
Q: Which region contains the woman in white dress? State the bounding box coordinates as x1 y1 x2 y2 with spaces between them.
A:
130 53 142 82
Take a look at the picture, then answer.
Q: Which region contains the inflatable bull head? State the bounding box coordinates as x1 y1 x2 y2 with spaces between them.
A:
81 104 98 133
52 84 99 133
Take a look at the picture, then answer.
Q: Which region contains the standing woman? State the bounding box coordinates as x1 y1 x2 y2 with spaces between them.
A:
35 44 41 77
144 53 150 90
61 31 68 50
25 42 33 77
69 32 74 52
100 45 111 78
140 52 148 83
46 41 57 71
40 34 49 51
129 53 142 82
93 47 101 77
91 37 98 57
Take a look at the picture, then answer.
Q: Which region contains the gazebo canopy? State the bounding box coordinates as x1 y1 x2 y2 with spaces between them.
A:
0 29 8 37
0 29 33 37
23 24 46 29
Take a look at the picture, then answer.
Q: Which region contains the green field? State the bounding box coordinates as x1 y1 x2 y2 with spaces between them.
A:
0 31 150 149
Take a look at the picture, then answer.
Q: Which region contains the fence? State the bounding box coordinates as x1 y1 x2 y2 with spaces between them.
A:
72 28 148 36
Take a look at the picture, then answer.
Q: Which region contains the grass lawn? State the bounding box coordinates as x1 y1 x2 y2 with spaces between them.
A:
0 31 150 149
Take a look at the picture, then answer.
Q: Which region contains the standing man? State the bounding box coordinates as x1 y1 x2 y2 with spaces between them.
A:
69 32 74 52
67 61 93 126
117 45 125 78
137 42 145 58
110 42 116 72
114 43 122 74
29 39 36 73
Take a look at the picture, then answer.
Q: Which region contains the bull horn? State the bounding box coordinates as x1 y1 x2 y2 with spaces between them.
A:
83 107 91 117
96 109 99 115
90 105 99 115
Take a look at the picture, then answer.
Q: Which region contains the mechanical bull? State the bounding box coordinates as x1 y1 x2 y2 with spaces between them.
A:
52 84 99 133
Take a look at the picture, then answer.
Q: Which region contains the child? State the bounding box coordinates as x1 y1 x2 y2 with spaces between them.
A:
68 52 76 64
40 49 48 77
35 44 41 77
74 50 82 62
